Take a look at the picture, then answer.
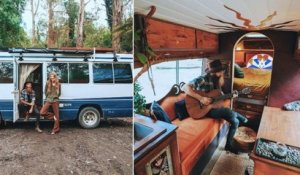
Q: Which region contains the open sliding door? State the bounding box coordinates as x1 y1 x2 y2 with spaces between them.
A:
12 58 19 122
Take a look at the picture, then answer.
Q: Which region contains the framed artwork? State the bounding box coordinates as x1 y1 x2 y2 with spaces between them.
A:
145 146 174 175
221 60 231 78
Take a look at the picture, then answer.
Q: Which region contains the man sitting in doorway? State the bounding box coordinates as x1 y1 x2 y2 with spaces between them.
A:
18 82 43 133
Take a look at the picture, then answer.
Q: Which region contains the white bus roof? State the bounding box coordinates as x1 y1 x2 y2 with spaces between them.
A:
0 48 133 63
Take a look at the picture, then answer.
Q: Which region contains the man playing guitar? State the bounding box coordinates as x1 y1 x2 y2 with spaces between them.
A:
182 59 248 154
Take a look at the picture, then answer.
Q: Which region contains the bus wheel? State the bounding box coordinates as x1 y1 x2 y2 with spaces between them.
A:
78 107 101 129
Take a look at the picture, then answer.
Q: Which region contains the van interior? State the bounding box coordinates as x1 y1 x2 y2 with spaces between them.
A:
18 63 43 118
134 1 300 175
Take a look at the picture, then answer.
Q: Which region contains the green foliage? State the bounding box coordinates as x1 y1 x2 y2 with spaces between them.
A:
134 28 156 66
83 22 112 48
64 0 79 46
0 0 130 50
135 53 147 64
134 81 146 114
0 0 28 47
119 17 132 52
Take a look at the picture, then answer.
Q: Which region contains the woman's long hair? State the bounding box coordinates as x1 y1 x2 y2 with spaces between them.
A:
46 72 60 95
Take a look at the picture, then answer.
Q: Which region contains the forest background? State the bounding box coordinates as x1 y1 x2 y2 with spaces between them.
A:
0 0 132 53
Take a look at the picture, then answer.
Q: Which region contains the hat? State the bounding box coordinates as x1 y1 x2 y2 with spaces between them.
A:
205 60 226 73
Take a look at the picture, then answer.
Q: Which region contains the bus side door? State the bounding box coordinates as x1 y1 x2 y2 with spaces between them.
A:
12 59 19 122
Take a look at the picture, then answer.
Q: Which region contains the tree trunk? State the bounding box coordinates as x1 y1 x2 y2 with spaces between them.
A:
47 0 55 48
104 0 112 32
31 0 39 46
112 0 123 52
76 0 85 47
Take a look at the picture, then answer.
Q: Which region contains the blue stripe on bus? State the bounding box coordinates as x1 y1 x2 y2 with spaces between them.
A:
0 97 132 121
0 100 13 120
59 97 132 120
0 56 13 58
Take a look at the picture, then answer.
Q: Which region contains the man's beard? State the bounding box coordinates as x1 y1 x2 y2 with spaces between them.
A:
212 74 224 88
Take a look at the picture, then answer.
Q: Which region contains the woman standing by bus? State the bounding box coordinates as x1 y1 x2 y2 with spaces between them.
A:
40 72 61 135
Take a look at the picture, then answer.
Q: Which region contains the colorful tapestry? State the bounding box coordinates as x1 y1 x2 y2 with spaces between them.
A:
247 54 273 69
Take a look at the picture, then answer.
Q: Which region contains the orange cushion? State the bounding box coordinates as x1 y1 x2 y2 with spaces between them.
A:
161 93 186 121
172 117 225 175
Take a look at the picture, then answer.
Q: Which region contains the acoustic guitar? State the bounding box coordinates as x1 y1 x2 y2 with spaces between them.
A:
185 88 251 119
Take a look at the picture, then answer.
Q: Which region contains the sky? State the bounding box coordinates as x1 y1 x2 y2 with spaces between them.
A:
21 0 108 38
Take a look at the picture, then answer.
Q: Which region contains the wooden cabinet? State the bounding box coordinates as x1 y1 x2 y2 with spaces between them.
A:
134 115 181 175
196 30 218 49
250 107 300 175
233 101 264 113
233 96 267 130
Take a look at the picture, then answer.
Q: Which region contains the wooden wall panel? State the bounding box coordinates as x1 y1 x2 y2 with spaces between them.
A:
147 19 196 49
235 51 245 65
196 30 218 49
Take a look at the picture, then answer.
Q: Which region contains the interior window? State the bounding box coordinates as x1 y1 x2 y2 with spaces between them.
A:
135 59 204 103
47 63 68 83
93 63 113 83
0 62 13 83
69 63 89 83
113 64 132 83
179 59 204 83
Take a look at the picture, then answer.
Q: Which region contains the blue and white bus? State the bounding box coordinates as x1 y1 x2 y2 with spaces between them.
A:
0 48 133 128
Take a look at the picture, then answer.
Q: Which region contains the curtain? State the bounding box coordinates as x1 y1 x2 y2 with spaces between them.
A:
19 64 40 91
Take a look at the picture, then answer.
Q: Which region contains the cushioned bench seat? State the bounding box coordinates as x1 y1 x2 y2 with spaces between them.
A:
154 84 229 175
172 117 225 174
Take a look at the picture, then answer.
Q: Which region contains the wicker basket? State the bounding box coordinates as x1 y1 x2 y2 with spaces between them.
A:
233 126 257 152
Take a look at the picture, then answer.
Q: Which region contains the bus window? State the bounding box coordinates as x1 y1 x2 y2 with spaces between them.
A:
0 62 13 83
114 64 132 83
93 63 113 83
135 59 204 103
47 63 68 83
69 63 89 83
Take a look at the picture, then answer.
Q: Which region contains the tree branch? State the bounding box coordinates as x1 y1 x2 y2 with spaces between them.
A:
84 0 91 6
134 64 148 82
34 0 40 16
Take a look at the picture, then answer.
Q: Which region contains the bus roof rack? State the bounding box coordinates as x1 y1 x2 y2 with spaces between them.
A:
60 47 115 53
8 48 93 55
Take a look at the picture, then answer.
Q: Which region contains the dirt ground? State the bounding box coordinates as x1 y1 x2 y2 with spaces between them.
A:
0 118 132 175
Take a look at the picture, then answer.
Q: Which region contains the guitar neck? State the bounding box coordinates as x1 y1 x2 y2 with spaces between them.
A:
212 93 233 102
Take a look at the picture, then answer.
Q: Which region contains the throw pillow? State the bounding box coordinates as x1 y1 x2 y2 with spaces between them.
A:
174 100 189 120
151 101 172 123
234 64 244 78
283 101 300 111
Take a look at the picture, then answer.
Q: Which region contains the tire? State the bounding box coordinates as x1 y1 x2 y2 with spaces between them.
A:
78 107 101 129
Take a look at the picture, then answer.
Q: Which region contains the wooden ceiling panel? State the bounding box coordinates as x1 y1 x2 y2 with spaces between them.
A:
135 0 300 33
